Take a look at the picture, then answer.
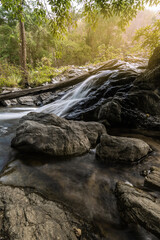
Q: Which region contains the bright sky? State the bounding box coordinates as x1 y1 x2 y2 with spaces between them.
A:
146 4 160 12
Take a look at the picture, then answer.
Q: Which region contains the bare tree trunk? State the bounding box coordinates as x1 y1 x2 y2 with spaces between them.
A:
19 19 28 87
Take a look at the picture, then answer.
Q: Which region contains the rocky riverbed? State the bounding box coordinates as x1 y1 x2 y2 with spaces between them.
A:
0 51 160 240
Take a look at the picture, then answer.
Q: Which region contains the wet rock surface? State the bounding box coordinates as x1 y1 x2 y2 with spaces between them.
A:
11 112 106 156
96 134 151 163
144 166 160 191
115 182 160 239
98 101 121 126
0 185 97 240
56 55 160 132
64 59 140 121
1 53 160 240
1 110 160 240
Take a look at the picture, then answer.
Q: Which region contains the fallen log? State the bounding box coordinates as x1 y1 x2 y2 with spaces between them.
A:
0 73 89 101
0 60 118 101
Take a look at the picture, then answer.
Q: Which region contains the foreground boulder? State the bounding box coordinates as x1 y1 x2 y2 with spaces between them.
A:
96 134 151 163
0 185 95 240
144 166 160 191
116 182 160 238
12 112 106 156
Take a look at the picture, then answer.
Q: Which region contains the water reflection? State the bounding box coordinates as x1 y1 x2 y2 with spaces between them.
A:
0 134 160 240
0 107 36 170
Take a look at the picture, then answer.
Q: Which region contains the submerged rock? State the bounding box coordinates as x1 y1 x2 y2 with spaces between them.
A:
115 182 160 238
0 185 95 240
96 134 151 163
144 166 160 191
11 112 106 156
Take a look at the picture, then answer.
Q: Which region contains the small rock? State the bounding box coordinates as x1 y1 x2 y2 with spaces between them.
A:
73 227 82 238
18 96 36 106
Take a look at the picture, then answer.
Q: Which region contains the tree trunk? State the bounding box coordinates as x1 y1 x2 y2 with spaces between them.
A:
19 19 28 87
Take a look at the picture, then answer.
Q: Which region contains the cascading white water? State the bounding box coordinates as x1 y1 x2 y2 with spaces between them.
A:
0 107 37 136
0 60 140 124
38 70 114 117
0 107 37 120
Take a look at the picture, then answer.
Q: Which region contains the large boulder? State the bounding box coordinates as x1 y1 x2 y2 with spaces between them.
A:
115 182 160 238
96 134 151 163
0 185 95 240
11 112 106 156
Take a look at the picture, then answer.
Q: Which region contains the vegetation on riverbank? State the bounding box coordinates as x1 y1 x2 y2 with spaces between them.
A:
0 61 69 89
0 2 159 89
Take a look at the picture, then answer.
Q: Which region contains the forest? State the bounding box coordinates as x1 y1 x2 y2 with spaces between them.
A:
0 1 160 240
0 0 159 89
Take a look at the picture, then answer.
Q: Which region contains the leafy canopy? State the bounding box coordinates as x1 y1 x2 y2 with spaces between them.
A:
0 0 160 30
134 19 160 55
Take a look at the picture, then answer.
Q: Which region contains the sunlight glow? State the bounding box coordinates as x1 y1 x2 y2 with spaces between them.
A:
145 4 160 12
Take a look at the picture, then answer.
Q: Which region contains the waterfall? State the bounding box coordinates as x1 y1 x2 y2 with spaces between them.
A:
38 70 114 117
0 107 37 120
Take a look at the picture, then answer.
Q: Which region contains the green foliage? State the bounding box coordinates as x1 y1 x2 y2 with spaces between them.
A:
0 0 159 88
1 0 159 30
54 34 92 66
96 45 123 62
134 19 160 55
28 60 69 87
0 24 19 64
0 59 69 89
0 0 72 34
0 61 22 89
80 0 160 29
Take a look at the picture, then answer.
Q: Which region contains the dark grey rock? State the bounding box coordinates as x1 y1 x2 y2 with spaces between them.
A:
148 46 160 70
18 96 37 106
96 134 151 163
133 66 160 90
115 182 160 238
1 99 18 106
98 101 121 125
144 166 160 191
12 112 106 156
0 185 87 240
123 90 160 115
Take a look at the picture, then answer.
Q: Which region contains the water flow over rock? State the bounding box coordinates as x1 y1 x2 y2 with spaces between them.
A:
37 59 142 120
37 70 113 117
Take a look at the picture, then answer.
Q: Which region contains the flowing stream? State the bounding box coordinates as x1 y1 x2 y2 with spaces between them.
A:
0 61 159 240
37 70 113 117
